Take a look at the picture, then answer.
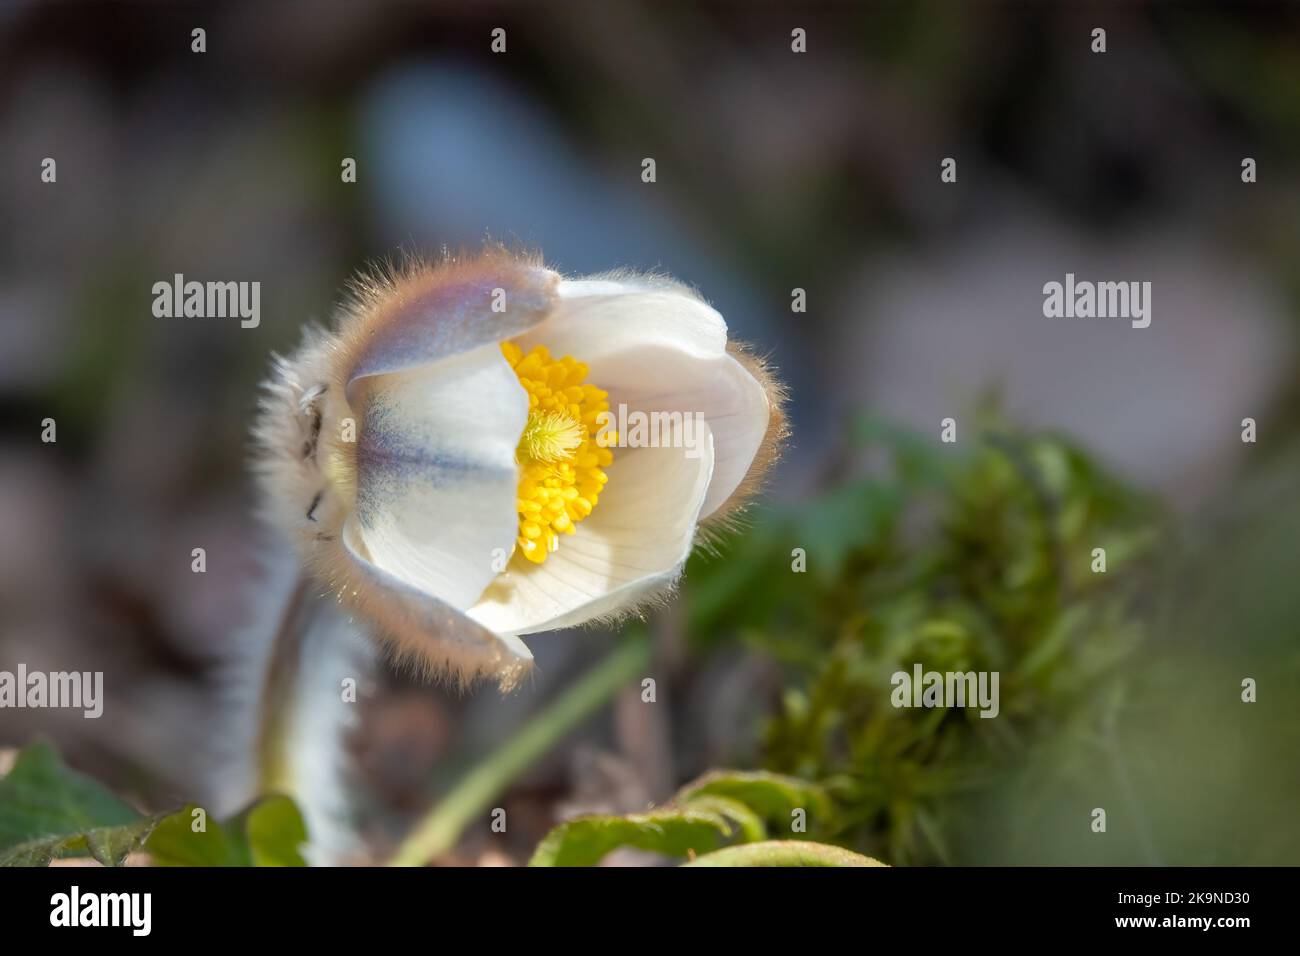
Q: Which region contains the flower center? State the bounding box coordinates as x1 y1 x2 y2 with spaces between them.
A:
502 341 614 565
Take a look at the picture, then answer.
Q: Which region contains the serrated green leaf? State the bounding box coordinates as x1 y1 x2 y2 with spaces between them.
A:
527 770 841 866
528 802 746 867
679 770 834 836
683 840 886 867
0 741 164 867
682 794 767 844
0 816 166 868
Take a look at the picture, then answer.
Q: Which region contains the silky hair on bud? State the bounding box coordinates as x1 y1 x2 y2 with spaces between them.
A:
253 247 555 689
694 341 789 551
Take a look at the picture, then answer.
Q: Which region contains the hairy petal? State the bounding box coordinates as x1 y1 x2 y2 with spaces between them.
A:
320 519 534 690
335 249 559 405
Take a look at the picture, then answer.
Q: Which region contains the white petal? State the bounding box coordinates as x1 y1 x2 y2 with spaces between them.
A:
590 351 767 518
467 423 715 635
340 519 534 689
515 278 768 518
530 276 729 361
352 343 526 610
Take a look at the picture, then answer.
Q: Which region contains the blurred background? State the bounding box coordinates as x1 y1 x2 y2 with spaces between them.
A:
2 0 1299 865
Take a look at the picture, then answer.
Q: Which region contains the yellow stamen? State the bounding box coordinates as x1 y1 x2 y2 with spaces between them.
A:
502 341 614 565
519 410 584 463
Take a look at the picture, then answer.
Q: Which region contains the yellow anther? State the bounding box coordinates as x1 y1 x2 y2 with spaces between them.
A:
503 341 614 565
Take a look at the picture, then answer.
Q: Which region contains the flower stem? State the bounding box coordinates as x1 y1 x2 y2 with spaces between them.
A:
389 634 652 867
255 577 311 797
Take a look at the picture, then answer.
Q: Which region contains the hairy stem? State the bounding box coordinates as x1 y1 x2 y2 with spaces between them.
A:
255 577 311 796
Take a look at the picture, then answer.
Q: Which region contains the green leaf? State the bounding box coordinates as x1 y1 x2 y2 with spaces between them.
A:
528 800 751 867
0 742 309 868
684 795 767 844
245 794 310 866
683 840 886 867
145 796 308 867
144 805 253 867
527 769 841 866
0 741 164 867
677 770 834 836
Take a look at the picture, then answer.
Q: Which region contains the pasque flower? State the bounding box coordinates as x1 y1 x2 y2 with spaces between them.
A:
255 247 786 690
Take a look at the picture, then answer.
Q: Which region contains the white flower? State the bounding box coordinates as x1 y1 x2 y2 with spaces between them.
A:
255 248 786 689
